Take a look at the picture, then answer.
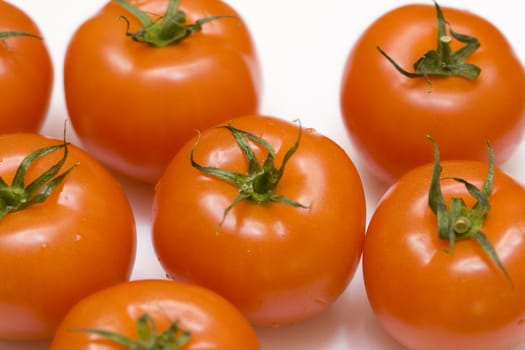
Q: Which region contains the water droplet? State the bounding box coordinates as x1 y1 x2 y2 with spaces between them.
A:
40 243 48 249
74 233 83 242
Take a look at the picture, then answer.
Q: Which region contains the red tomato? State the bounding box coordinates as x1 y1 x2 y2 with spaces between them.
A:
340 3 525 184
0 133 136 340
0 0 53 132
363 147 525 350
50 279 261 350
64 0 261 183
152 115 366 326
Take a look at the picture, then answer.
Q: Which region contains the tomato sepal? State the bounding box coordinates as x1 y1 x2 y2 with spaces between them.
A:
0 30 41 41
191 121 310 231
377 0 481 81
113 0 233 47
427 136 512 284
0 139 78 219
0 30 41 51
72 313 191 350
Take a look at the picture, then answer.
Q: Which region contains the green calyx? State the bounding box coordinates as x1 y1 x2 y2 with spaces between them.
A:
0 139 78 219
0 30 41 50
427 136 512 285
377 0 481 81
0 31 41 41
191 122 309 231
72 313 191 350
113 0 232 47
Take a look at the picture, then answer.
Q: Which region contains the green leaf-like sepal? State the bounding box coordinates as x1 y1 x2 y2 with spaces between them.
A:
0 138 78 219
191 121 310 232
72 313 191 350
377 0 481 81
113 0 233 47
0 30 41 51
0 31 41 41
427 136 512 284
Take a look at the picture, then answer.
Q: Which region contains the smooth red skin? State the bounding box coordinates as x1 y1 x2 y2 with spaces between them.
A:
0 0 53 132
50 279 261 350
152 115 366 326
0 134 136 340
340 4 525 185
64 0 261 183
363 160 525 350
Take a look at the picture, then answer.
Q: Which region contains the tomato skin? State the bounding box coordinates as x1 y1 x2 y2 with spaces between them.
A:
0 133 136 340
64 0 261 183
340 4 525 184
50 279 261 350
152 115 366 326
0 0 53 133
363 160 525 350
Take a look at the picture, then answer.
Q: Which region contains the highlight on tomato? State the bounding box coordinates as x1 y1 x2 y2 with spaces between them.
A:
340 1 525 184
362 138 525 350
64 0 262 183
0 0 53 133
0 133 136 340
152 114 366 326
50 279 260 350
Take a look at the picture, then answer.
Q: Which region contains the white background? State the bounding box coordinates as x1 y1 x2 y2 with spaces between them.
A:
2 0 525 349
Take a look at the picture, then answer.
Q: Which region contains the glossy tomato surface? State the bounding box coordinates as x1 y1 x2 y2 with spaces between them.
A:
0 133 136 340
363 160 525 350
0 0 53 133
64 0 261 183
152 115 366 326
340 4 525 184
50 279 260 350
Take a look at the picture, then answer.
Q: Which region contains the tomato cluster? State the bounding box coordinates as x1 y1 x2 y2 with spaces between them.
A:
1 0 525 349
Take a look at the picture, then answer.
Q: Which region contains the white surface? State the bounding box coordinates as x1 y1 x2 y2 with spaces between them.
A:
2 0 525 349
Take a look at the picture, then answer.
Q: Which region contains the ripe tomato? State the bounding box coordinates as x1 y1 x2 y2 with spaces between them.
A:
64 0 261 183
340 3 525 184
152 115 366 326
0 133 136 340
0 0 53 133
50 279 260 350
363 142 525 350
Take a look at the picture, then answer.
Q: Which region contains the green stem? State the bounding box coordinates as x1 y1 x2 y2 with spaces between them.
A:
113 0 233 47
377 0 481 80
